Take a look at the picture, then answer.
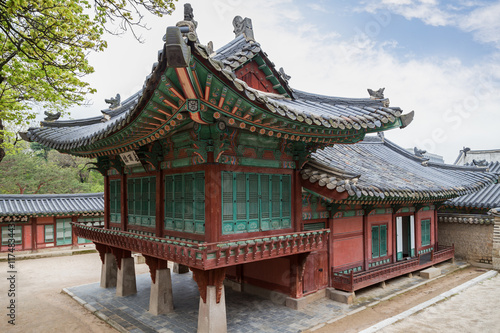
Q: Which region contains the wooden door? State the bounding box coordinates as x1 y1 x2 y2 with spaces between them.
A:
303 251 328 295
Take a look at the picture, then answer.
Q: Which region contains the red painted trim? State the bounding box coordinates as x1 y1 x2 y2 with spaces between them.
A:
363 212 369 271
162 229 206 242
332 231 364 240
218 228 295 242
219 164 293 175
205 163 221 243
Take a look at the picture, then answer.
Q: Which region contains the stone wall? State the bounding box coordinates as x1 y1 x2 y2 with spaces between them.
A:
493 216 500 270
438 222 493 265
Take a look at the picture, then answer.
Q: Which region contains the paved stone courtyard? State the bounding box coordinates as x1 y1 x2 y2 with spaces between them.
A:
68 271 347 333
66 261 463 333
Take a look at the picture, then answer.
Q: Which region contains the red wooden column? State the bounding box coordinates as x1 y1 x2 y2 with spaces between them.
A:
363 211 370 271
434 208 438 249
71 215 78 247
155 170 164 238
31 217 37 252
289 253 308 299
327 217 334 286
205 164 221 243
104 175 110 229
120 173 128 232
392 212 397 263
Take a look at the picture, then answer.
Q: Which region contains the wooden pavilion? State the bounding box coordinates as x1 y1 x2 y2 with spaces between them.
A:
24 5 496 332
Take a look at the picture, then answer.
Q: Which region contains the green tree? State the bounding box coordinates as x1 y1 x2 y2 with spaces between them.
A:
0 0 177 161
0 142 104 194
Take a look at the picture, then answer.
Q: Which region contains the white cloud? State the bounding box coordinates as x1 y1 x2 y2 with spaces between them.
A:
66 0 500 163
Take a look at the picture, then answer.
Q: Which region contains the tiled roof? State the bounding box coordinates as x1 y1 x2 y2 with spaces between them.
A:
26 18 412 154
0 193 104 216
443 183 500 209
302 136 497 202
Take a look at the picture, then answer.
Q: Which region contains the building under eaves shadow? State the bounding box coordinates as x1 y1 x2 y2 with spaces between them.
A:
21 4 497 333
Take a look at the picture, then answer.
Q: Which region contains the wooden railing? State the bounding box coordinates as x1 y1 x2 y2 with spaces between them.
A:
332 245 455 292
73 224 329 270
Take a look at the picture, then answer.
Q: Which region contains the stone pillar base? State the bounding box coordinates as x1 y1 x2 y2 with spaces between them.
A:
100 252 117 288
116 257 137 297
198 286 227 333
149 268 174 315
173 263 190 274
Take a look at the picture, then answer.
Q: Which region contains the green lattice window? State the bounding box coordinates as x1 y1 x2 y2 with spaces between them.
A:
421 219 431 246
56 218 72 245
44 225 54 243
164 172 205 234
109 179 121 223
371 224 387 258
77 217 102 243
127 176 156 228
222 172 291 234
1 226 22 246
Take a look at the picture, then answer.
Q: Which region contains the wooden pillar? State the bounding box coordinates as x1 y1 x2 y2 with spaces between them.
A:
327 217 334 285
363 211 370 271
289 253 308 299
31 217 37 252
434 208 438 249
104 175 110 229
292 170 302 232
155 170 163 238
71 215 78 248
392 212 397 263
120 173 127 232
191 267 227 333
205 164 221 243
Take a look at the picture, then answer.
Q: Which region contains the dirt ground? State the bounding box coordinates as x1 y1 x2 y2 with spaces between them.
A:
311 266 489 333
0 252 149 333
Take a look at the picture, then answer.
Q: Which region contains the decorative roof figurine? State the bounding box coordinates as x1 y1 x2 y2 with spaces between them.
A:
414 147 427 158
367 88 385 99
233 16 254 40
43 111 61 122
104 93 121 109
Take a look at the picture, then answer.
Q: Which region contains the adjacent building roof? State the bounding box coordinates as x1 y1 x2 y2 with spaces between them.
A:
454 148 500 165
25 10 413 157
442 184 500 209
301 135 497 203
0 193 104 216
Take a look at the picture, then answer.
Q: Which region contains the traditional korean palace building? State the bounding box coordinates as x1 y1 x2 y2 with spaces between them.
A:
23 6 497 332
0 193 103 253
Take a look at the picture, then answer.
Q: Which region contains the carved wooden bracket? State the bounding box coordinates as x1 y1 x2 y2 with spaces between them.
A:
144 255 168 284
94 242 109 265
109 247 131 270
191 267 226 304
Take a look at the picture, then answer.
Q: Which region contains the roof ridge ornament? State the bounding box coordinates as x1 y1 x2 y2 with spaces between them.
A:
414 147 427 158
367 87 385 99
175 3 198 42
233 16 254 41
43 111 61 122
104 93 121 109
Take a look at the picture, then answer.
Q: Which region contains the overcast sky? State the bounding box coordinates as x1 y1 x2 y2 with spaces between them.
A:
63 0 500 163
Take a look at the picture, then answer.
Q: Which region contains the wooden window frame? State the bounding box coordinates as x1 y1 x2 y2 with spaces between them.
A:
371 224 388 259
1 225 22 246
421 219 431 246
221 171 292 235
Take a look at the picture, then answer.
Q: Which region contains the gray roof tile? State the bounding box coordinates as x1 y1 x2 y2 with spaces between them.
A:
0 193 104 216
